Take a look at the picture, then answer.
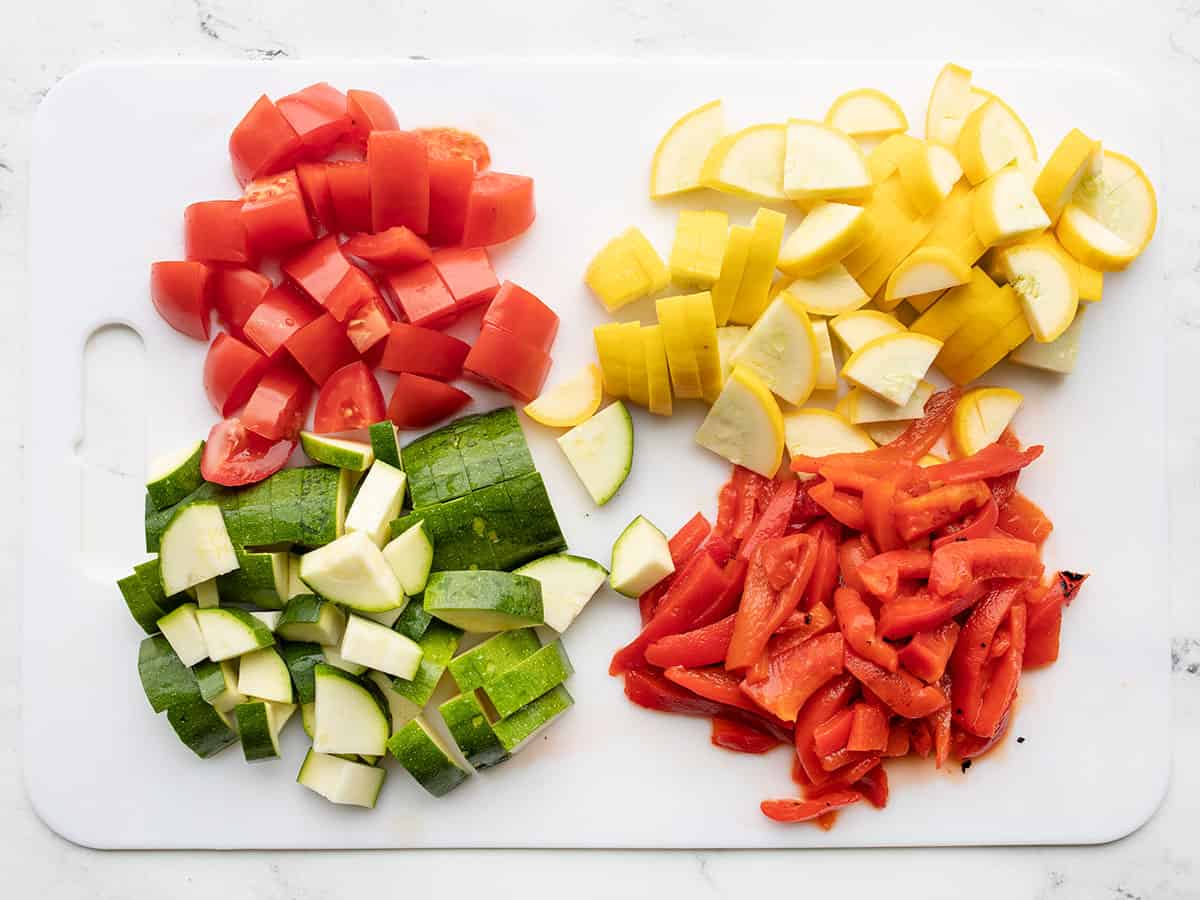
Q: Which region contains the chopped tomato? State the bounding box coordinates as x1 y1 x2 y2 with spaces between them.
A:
761 791 862 823
430 247 500 310
276 82 351 159
379 323 471 381
284 313 359 385
426 155 475 246
184 200 253 265
345 89 399 149
325 161 373 234
282 235 353 308
460 172 536 247
242 284 321 361
336 275 394 357
313 361 385 434
295 161 337 234
228 95 302 186
368 130 430 234
149 260 212 340
211 267 271 338
382 262 458 327
462 324 553 402
387 373 472 430
241 360 312 440
711 715 784 754
412 127 491 168
343 227 433 269
322 264 383 323
240 169 314 255
481 282 560 352
203 332 270 416
200 417 295 486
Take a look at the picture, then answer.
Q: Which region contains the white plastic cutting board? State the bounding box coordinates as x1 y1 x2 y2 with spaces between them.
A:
25 60 1167 848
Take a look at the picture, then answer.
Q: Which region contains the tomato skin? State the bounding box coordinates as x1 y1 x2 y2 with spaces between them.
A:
240 169 314 255
387 373 471 429
379 323 471 381
323 264 383 323
184 200 253 265
203 332 270 416
463 324 552 402
276 83 351 159
346 90 399 149
411 127 490 169
368 130 430 234
313 361 386 434
324 161 373 234
149 260 212 340
381 262 458 327
343 227 432 269
242 284 322 361
295 162 337 234
282 235 353 308
211 267 271 338
481 282 559 352
461 172 535 247
201 417 295 486
241 360 313 440
430 247 499 311
228 95 302 187
427 155 475 246
284 313 359 386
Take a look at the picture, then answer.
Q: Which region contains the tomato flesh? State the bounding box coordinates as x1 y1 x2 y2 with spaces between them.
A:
228 94 302 186
282 235 353 308
203 333 270 416
211 267 271 338
284 313 359 385
346 89 399 149
382 262 458 327
184 200 253 265
379 323 471 381
240 169 314 255
368 130 430 234
412 127 490 169
463 324 551 402
149 260 212 340
313 361 386 434
242 284 321 361
461 172 535 247
387 373 471 429
295 161 337 234
430 247 499 311
241 360 313 440
343 226 432 269
481 281 559 352
276 82 351 159
427 155 475 246
201 417 295 486
325 161 373 234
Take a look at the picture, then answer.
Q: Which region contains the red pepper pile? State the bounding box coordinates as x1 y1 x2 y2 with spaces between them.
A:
611 387 1087 829
149 82 557 486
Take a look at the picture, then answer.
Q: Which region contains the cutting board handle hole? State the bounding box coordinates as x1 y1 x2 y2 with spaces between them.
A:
78 323 146 569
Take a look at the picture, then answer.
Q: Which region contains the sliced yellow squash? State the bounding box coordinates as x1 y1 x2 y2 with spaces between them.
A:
524 364 603 428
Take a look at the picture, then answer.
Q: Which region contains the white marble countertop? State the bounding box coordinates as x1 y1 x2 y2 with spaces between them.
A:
3 0 1199 896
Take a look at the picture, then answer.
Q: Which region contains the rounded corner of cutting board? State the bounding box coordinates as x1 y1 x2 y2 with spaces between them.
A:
22 755 117 850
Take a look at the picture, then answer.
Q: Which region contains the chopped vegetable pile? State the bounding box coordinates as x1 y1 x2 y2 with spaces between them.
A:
150 81 555 489
609 388 1086 828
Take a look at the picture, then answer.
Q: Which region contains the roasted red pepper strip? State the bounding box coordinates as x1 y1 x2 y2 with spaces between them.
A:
692 557 748 629
1023 571 1087 668
812 707 855 757
795 675 858 784
807 481 867 531
1026 571 1088 633
924 443 1044 484
857 550 933 601
741 633 846 722
877 585 985 639
854 765 890 809
893 481 992 542
997 492 1055 545
971 603 1027 739
928 538 1044 597
665 665 762 714
711 715 784 754
910 719 933 758
898 619 961 682
733 469 772 540
863 475 904 552
739 479 799 561
815 753 882 790
1022 610 1062 669
803 519 840 611
932 495 999 549
929 700 953 768
950 581 1023 736
834 587 899 672
838 534 877 595
761 791 862 823
846 700 890 752
611 551 728 674
844 650 949 719
775 601 835 640
637 512 712 625
645 614 736 669
819 746 871 773
954 710 1012 760
624 669 792 742
884 720 911 757
727 535 815 669
790 480 826 528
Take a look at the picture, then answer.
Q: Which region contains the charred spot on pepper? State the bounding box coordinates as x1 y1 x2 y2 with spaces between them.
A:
960 759 972 772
